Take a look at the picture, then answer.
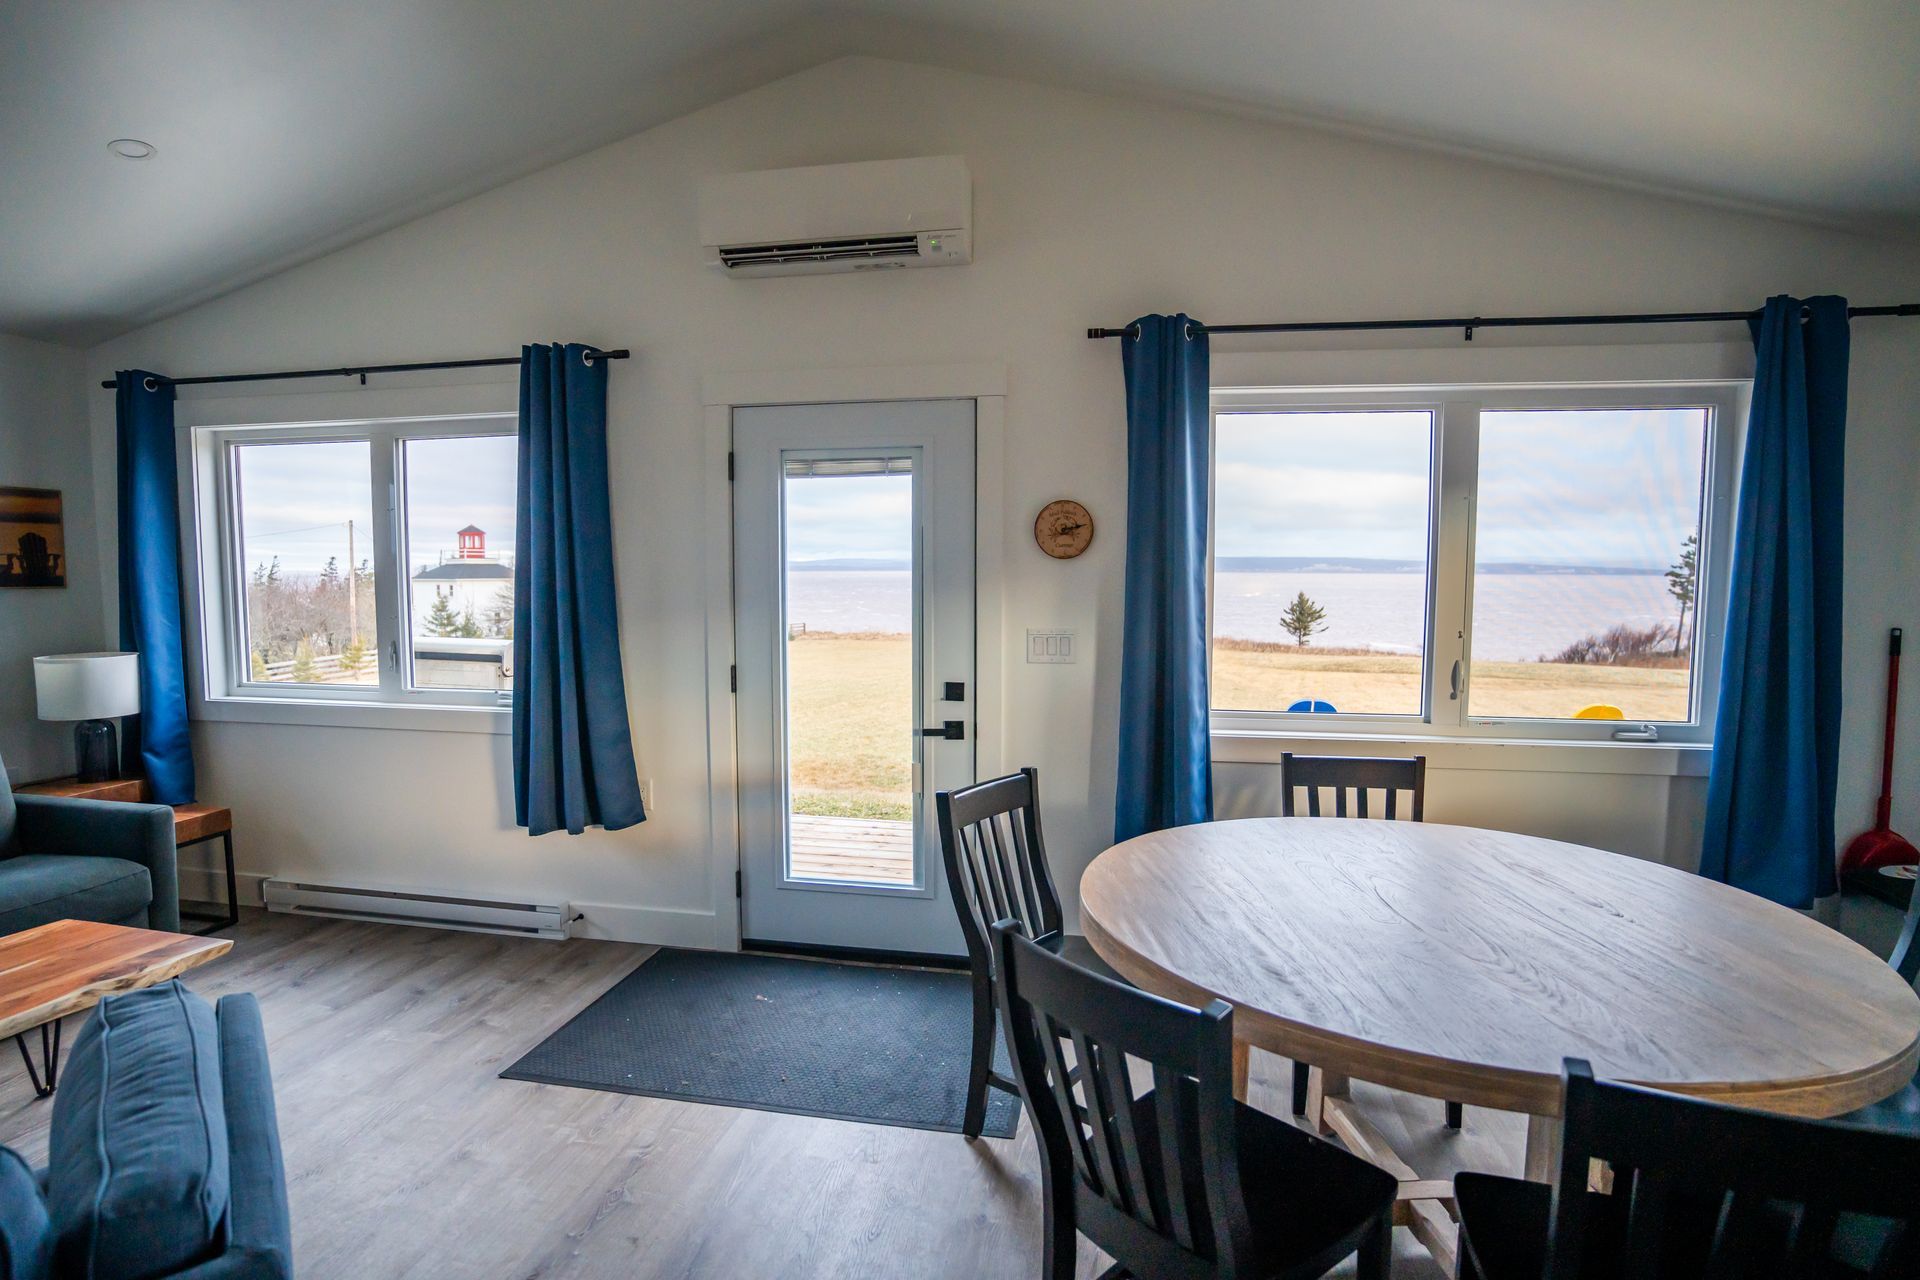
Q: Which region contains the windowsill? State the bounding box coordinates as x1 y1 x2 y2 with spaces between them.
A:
1211 726 1710 777
195 695 511 735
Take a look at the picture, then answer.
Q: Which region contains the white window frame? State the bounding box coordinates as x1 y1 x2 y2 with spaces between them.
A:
1208 379 1745 746
184 408 517 727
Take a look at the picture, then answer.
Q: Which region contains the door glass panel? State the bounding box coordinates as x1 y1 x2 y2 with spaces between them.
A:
783 456 916 886
1468 408 1709 723
233 440 378 686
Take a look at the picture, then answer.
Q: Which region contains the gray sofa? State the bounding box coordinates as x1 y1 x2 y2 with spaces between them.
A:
0 756 180 936
0 983 292 1279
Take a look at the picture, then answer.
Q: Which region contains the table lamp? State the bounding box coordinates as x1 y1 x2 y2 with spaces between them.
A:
34 652 140 783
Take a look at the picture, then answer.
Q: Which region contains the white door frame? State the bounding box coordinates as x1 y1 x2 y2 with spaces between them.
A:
699 364 1009 951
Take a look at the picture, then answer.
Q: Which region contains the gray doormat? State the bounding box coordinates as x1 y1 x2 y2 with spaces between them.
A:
501 947 1021 1138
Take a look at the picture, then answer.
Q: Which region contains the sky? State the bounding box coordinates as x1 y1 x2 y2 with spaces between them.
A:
783 472 912 562
236 434 517 578
234 411 1704 581
1214 408 1707 569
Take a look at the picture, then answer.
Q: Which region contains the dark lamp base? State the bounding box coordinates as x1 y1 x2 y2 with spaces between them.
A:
73 719 119 783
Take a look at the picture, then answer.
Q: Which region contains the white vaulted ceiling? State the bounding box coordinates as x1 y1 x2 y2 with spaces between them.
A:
3 0 1917 345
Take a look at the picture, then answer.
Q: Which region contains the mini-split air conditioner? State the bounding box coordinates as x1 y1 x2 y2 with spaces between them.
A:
697 156 972 277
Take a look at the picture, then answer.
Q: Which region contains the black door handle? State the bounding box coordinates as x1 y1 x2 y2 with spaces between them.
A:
920 721 965 740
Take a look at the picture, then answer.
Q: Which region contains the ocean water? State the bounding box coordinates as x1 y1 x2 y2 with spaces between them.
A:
787 569 1682 662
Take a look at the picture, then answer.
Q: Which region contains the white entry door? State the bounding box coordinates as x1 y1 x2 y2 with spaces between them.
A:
733 399 976 956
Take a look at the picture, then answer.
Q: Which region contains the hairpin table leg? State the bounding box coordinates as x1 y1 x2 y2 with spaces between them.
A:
14 1019 61 1099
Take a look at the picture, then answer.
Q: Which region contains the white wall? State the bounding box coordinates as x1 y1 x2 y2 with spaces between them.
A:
81 57 1920 939
0 334 105 784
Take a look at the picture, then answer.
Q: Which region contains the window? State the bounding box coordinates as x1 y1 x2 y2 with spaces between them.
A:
1213 410 1434 718
198 414 517 711
1210 382 1742 743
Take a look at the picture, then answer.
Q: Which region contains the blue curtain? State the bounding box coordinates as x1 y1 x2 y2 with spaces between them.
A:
513 343 647 836
1700 296 1849 906
114 371 196 804
1114 315 1213 843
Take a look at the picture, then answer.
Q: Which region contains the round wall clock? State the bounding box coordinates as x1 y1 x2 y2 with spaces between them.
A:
1034 499 1095 559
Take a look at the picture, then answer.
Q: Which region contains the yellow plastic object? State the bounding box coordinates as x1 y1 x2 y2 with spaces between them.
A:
1574 704 1625 720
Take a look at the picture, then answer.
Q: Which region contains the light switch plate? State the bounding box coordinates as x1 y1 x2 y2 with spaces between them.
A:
1026 628 1077 664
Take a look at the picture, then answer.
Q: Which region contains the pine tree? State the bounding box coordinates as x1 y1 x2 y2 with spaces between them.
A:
425 589 463 638
1665 534 1698 655
250 650 267 680
339 636 368 674
456 606 484 639
1280 591 1329 647
320 556 340 588
290 638 316 682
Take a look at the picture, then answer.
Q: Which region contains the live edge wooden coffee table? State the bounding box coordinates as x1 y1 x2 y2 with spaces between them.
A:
0 919 231 1098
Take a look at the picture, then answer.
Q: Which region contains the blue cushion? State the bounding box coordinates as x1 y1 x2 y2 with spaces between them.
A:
0 1147 50 1280
0 856 151 937
0 760 16 857
47 982 229 1280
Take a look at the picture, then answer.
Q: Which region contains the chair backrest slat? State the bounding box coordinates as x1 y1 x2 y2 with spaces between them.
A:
1280 753 1426 823
994 921 1245 1273
1544 1058 1920 1279
1038 1013 1096 1187
1094 1036 1155 1228
1006 816 1048 934
1149 1062 1198 1251
979 817 1017 925
1619 1169 1673 1276
1071 1028 1128 1210
937 769 1065 976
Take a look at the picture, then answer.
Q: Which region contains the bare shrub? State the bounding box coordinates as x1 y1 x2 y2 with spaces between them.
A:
1546 623 1688 668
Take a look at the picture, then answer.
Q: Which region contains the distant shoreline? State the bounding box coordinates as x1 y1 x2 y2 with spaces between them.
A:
790 557 1666 576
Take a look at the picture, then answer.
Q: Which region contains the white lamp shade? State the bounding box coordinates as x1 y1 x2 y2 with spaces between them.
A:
34 652 141 721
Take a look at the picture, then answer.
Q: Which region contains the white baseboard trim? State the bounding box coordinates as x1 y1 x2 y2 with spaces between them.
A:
177 860 269 907
178 858 731 949
569 900 731 949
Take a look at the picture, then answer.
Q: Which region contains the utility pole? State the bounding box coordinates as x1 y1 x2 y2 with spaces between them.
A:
346 519 358 642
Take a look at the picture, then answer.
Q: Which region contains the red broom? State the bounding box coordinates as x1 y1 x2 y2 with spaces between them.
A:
1842 628 1919 873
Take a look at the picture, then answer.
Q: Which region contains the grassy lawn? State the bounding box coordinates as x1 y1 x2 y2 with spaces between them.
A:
787 633 914 820
784 633 1692 817
1212 641 1691 721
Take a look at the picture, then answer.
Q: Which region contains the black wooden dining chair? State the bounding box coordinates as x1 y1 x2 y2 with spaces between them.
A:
992 919 1398 1280
1280 752 1426 821
936 768 1068 1141
1279 752 1455 1124
1456 1057 1920 1279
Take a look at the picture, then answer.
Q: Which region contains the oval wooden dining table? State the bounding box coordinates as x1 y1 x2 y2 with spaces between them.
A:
1080 817 1920 1275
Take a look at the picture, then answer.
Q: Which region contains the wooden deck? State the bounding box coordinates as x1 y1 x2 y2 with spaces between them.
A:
790 814 915 885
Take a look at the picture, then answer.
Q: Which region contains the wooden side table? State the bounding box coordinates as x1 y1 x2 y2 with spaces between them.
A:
17 777 239 936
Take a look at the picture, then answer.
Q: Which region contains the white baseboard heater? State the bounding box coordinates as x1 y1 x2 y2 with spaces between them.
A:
261 878 572 940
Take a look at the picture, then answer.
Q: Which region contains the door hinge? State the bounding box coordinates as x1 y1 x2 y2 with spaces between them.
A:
730 664 737 693
734 869 742 898
727 451 735 481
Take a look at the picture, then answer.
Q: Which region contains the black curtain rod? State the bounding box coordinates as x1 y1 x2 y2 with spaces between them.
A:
1086 304 1920 342
98 348 631 390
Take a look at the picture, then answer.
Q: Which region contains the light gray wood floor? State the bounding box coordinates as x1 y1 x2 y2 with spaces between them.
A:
0 910 1535 1279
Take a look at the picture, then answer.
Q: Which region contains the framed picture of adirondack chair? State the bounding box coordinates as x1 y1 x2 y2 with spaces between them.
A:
0 486 65 588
